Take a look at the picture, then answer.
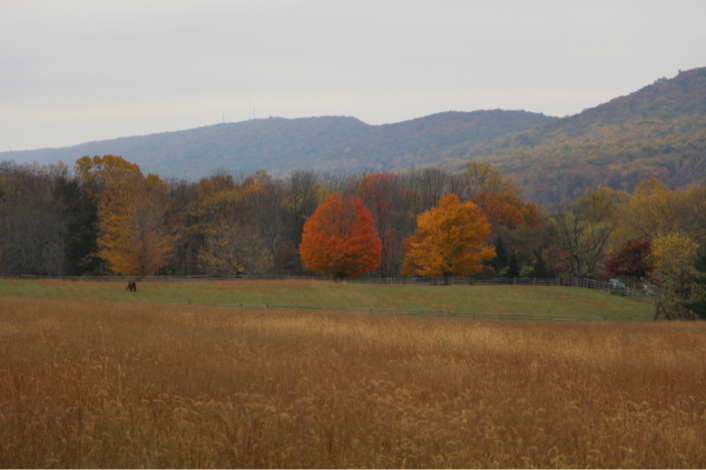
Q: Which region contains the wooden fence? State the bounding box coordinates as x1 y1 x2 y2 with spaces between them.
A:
0 272 658 302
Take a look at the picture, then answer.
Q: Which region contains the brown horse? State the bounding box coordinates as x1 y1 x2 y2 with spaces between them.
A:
126 281 137 292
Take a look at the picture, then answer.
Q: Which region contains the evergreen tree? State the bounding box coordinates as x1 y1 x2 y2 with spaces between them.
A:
682 249 706 320
55 177 100 275
533 249 549 278
507 252 520 278
492 236 508 271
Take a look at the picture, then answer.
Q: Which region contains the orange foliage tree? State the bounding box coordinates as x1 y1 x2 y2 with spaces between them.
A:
402 194 495 277
469 191 536 230
463 163 540 230
300 193 382 278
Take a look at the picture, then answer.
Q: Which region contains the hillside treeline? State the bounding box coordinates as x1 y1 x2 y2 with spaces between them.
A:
441 67 706 203
1 155 705 314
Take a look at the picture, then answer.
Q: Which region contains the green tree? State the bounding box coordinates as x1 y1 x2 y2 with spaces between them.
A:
492 236 508 271
507 252 520 278
533 249 549 278
681 250 706 319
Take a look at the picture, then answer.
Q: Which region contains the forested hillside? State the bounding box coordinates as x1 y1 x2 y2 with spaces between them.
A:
2 110 554 179
440 67 706 203
4 67 706 204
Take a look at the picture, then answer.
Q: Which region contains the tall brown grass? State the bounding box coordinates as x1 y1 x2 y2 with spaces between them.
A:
1 297 705 468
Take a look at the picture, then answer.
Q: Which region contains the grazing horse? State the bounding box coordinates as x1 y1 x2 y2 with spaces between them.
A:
126 281 137 292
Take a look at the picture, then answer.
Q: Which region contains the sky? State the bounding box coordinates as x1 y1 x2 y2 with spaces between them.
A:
1 0 705 152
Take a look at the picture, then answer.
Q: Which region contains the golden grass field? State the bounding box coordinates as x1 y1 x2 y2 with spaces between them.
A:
1 296 705 468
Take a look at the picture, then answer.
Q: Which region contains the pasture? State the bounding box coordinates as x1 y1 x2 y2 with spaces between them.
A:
1 297 705 468
0 278 653 320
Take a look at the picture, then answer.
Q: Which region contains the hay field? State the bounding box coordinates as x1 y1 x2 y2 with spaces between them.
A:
1 297 704 468
0 278 653 319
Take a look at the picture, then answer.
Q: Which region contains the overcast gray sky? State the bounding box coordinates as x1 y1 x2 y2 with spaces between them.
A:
1 0 704 151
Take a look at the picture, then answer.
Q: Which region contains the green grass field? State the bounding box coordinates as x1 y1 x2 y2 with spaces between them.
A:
0 278 653 320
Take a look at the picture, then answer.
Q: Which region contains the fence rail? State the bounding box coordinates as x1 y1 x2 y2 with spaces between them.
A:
0 272 659 302
0 273 623 287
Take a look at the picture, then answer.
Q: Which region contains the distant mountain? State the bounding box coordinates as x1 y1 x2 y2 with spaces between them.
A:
1 110 555 179
3 67 706 203
439 67 706 202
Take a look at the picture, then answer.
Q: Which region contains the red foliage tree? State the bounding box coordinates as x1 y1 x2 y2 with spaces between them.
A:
605 240 654 279
300 193 382 278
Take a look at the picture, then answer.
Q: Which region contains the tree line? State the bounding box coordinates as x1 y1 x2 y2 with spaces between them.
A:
0 155 704 317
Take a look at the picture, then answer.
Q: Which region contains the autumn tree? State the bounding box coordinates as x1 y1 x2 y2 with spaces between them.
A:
542 244 572 278
605 240 654 279
608 177 706 290
300 193 382 278
200 171 272 275
649 231 699 296
464 161 519 197
200 218 270 275
463 161 548 273
163 178 204 275
74 155 145 273
402 194 495 277
555 188 614 278
611 177 706 248
75 155 143 202
469 191 539 230
97 172 174 276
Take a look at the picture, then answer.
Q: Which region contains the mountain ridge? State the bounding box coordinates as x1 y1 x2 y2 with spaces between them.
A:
1 110 556 179
3 67 706 203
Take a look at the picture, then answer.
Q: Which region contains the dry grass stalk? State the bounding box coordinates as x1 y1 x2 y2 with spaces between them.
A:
1 297 705 468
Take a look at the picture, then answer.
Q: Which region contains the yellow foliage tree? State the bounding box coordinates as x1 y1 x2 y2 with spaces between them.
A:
74 155 143 202
97 172 174 276
464 161 520 196
402 194 495 277
611 177 706 248
200 218 271 275
650 232 699 281
649 232 700 303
